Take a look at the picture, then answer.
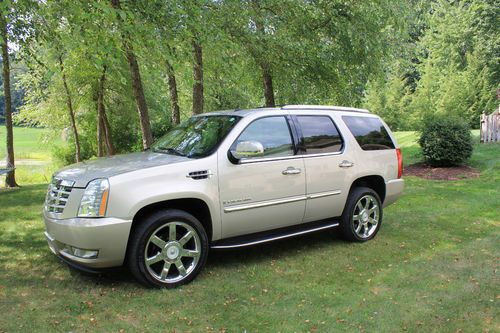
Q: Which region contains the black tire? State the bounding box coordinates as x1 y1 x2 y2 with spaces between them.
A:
128 209 209 288
340 187 383 242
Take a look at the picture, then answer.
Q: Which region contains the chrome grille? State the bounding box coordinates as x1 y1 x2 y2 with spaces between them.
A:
45 178 75 214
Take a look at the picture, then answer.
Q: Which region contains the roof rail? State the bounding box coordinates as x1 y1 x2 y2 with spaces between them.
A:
281 105 370 113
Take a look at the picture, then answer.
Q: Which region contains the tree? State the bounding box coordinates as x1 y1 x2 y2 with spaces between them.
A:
219 0 410 108
0 3 18 187
191 38 204 114
111 0 153 149
58 55 81 162
96 65 114 157
366 0 499 129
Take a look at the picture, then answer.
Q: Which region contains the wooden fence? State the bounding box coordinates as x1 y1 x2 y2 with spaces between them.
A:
480 108 500 143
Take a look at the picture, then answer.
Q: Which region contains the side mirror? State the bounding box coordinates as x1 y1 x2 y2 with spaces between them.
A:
229 140 264 162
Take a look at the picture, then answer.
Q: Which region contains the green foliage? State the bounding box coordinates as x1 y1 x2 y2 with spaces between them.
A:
365 0 499 130
418 115 473 167
363 72 415 130
5 0 497 164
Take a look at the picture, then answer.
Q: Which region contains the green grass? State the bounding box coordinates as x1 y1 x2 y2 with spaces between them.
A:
0 126 56 161
0 126 59 186
0 132 499 332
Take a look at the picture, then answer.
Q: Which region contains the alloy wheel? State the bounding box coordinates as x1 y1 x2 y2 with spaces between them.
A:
352 194 380 239
144 221 201 283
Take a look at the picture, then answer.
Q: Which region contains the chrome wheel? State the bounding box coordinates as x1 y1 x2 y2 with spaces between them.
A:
144 221 201 283
352 194 380 239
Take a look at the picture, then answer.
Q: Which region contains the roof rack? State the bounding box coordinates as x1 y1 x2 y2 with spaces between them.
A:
281 105 370 113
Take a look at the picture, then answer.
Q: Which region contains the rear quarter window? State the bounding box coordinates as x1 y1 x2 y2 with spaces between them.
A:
342 116 395 150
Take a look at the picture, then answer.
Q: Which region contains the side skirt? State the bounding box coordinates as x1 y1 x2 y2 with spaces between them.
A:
211 219 340 249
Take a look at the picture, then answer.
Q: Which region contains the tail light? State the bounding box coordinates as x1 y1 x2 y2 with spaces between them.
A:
396 148 403 179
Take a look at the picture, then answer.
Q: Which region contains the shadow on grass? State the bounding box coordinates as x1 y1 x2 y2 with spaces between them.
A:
0 184 356 288
1 226 347 289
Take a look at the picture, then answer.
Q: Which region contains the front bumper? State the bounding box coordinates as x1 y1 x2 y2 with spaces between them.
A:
44 213 132 268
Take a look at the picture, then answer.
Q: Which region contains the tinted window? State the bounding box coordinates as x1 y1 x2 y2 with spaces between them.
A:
233 116 294 159
342 116 395 150
297 116 343 154
152 115 240 158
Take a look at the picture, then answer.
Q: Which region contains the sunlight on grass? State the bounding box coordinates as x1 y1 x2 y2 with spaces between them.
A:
0 127 60 186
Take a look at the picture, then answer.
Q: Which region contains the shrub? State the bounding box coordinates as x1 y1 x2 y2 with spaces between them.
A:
418 115 473 167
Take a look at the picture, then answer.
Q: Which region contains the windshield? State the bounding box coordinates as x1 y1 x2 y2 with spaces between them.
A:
152 115 241 158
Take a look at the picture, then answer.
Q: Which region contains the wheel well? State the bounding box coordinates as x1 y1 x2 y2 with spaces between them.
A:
129 198 213 242
350 176 386 203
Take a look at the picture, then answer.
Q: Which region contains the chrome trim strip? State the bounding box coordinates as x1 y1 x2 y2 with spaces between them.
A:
211 222 340 249
303 151 343 159
224 190 342 213
239 151 343 164
307 190 341 199
239 154 301 164
224 195 307 212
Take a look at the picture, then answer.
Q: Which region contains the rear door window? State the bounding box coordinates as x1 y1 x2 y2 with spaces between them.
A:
342 116 395 150
296 116 343 154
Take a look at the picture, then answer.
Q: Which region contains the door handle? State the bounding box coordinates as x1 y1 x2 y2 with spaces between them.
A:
339 160 354 168
282 167 301 175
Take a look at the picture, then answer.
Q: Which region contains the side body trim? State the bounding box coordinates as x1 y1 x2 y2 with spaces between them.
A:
223 190 341 213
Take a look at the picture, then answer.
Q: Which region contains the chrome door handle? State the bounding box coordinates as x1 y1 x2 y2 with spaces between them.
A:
339 160 354 168
282 167 301 175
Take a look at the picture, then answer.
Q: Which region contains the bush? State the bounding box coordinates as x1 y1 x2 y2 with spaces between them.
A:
418 115 473 167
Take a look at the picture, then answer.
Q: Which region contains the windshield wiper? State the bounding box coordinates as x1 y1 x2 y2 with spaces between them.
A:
152 147 186 157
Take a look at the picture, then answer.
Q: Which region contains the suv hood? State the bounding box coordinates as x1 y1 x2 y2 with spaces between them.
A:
54 151 189 188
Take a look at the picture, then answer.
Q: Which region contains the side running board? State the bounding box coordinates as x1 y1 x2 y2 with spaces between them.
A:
211 219 340 249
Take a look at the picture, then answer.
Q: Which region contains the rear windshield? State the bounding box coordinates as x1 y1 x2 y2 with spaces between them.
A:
342 116 395 150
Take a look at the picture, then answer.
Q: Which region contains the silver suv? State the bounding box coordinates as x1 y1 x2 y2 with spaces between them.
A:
44 105 404 288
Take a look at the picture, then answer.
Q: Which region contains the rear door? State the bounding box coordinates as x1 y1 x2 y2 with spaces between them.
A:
293 115 351 222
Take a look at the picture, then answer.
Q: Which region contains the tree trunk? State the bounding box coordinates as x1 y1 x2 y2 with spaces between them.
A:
58 55 81 163
260 62 275 107
94 88 104 157
253 8 276 107
111 0 153 149
97 66 114 156
1 11 17 187
96 104 104 158
166 60 180 125
192 38 204 115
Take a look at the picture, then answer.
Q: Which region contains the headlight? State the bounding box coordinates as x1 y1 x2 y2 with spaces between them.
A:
78 179 110 217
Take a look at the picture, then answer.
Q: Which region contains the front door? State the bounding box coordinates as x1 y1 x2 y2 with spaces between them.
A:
218 116 306 238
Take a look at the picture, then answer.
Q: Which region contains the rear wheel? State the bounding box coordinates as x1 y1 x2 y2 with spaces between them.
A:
340 187 382 242
128 209 209 288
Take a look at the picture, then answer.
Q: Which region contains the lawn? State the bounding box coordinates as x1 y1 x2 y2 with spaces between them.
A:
0 126 59 186
0 132 498 332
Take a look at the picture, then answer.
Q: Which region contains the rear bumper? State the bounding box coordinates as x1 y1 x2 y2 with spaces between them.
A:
44 213 132 268
383 179 405 207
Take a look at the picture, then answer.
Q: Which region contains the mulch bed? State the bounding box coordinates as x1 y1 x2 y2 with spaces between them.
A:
404 163 480 180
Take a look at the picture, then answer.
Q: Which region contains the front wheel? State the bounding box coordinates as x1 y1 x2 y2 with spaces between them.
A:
128 209 209 288
340 187 383 242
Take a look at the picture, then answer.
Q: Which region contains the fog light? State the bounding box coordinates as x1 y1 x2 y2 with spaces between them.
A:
63 246 99 259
